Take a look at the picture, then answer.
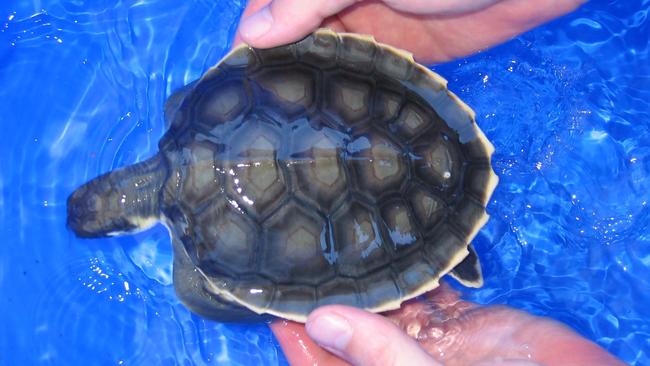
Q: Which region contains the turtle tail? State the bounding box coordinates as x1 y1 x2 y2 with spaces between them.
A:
67 154 166 238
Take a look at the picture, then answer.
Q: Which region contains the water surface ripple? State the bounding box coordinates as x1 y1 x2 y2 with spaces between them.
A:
0 0 648 365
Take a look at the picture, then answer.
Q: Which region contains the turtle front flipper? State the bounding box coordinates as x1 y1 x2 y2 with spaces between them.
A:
67 155 166 238
449 244 484 288
172 239 270 322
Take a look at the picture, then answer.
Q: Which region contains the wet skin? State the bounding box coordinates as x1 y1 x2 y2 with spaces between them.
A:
236 0 587 63
271 283 625 366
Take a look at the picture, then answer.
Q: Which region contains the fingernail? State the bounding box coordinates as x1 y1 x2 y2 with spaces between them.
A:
306 313 353 351
240 6 273 41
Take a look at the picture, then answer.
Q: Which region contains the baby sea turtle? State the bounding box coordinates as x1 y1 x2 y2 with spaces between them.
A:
68 29 498 322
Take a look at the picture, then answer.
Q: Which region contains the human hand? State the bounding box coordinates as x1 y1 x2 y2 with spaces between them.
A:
271 283 625 366
235 0 586 63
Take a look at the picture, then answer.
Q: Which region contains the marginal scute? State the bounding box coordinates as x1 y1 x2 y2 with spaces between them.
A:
338 35 377 73
227 278 275 312
271 285 317 316
221 46 258 70
452 198 488 241
462 137 493 163
464 164 496 206
376 47 413 80
394 253 438 294
255 43 296 65
317 278 361 307
424 225 466 268
295 29 338 68
409 64 446 93
357 269 401 309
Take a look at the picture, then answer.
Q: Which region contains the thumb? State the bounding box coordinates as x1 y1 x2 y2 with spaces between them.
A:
305 305 441 366
238 0 355 47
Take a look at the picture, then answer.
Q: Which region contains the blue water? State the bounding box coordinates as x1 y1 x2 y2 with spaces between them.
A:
0 0 648 365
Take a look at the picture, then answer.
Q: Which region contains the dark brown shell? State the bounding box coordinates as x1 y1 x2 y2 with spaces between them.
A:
160 29 498 322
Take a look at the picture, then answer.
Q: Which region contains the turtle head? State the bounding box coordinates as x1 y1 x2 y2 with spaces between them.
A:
67 156 165 238
67 177 139 237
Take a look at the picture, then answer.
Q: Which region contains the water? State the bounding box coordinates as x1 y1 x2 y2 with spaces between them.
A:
0 0 648 365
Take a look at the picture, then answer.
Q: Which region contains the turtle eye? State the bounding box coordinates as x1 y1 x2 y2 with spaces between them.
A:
71 185 103 214
85 193 101 212
67 183 110 237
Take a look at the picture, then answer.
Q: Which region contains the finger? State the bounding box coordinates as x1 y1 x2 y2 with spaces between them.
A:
334 0 586 63
305 305 442 366
382 0 502 15
321 15 348 33
233 0 271 46
471 361 544 366
270 320 350 366
234 3 346 48
241 0 270 16
238 0 357 48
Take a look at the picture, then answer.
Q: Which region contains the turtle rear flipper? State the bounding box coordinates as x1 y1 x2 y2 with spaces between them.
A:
67 155 166 238
172 241 269 322
449 244 483 288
